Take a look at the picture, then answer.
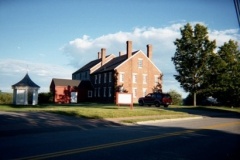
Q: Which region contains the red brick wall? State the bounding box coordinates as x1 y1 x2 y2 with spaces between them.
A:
52 86 78 104
116 51 162 103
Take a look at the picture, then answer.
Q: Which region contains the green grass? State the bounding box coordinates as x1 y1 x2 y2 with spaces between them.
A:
0 104 192 119
1 104 239 121
121 115 199 123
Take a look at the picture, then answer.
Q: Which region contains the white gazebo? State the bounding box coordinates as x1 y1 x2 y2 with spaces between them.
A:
12 73 40 105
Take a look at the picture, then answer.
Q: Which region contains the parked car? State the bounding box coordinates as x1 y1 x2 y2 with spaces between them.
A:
138 92 172 107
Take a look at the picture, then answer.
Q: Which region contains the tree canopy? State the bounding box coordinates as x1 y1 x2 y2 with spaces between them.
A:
206 40 240 107
172 23 216 106
172 23 240 107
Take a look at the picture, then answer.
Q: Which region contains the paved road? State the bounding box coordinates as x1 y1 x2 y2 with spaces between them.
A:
0 110 239 160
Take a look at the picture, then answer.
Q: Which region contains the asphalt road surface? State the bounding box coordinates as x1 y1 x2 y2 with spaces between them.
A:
0 109 239 160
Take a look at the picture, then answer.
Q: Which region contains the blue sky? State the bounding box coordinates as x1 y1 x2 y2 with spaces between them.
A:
0 0 239 98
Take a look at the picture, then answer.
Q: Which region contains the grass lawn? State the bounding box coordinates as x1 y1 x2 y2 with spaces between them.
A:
0 103 193 119
0 104 239 123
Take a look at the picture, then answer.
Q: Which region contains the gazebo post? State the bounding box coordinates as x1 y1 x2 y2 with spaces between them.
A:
32 89 39 105
24 88 28 105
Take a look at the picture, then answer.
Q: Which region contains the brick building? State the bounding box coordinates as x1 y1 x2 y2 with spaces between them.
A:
50 78 93 103
72 41 162 103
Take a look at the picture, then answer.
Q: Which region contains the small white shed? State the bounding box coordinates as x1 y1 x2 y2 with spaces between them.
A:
12 73 40 105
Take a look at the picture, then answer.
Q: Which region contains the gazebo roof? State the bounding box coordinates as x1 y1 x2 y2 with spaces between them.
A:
12 73 40 88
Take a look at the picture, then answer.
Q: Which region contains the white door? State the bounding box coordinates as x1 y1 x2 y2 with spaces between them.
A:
71 92 78 103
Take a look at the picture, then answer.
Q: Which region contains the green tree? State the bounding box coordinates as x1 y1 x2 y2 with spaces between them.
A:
168 89 182 105
172 23 216 106
208 40 240 107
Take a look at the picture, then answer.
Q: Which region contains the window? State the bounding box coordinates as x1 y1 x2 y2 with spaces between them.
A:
108 87 112 97
72 74 76 80
133 73 137 83
154 75 159 86
143 74 147 84
143 88 147 97
71 92 78 103
138 59 143 68
104 73 107 83
109 72 112 82
133 88 137 98
88 91 92 97
94 88 97 97
86 71 90 80
81 72 85 79
103 87 106 97
98 88 101 97
120 72 124 82
98 74 101 84
95 75 97 84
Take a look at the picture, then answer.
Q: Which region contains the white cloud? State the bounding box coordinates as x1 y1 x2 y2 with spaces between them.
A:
61 24 182 68
209 29 240 47
0 59 74 93
61 22 239 98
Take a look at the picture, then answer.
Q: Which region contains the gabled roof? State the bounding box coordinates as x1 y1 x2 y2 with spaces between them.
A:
115 50 162 74
93 51 138 73
51 78 94 89
72 59 101 74
51 78 81 87
72 54 115 74
12 73 40 88
78 80 94 89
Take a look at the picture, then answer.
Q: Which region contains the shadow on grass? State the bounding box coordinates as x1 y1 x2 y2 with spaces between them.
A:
47 110 103 119
0 103 119 109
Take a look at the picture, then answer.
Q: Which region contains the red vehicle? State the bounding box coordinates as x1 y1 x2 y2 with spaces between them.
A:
138 92 172 107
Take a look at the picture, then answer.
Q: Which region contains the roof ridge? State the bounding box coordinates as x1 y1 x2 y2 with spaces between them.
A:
12 73 40 88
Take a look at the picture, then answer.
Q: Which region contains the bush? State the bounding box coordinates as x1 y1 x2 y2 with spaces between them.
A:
168 89 182 105
38 92 53 104
0 92 13 104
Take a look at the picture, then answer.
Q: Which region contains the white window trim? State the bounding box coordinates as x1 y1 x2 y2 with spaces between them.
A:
98 88 100 97
103 87 106 97
138 58 143 68
94 88 97 97
119 72 125 83
109 72 112 82
108 87 112 97
132 73 137 83
154 75 159 86
98 74 101 84
95 75 97 84
132 88 137 98
143 74 147 84
142 88 147 97
104 73 107 83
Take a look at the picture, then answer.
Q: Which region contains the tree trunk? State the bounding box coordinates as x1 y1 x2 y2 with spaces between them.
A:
193 92 197 107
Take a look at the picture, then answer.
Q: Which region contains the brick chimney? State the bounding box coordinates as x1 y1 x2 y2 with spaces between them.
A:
147 44 152 60
126 41 132 59
98 52 101 59
101 48 106 66
119 51 123 57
